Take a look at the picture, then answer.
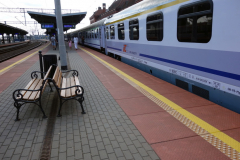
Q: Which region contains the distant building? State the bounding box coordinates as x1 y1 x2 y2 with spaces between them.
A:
90 0 143 24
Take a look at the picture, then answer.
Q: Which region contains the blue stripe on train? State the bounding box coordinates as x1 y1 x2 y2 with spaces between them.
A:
85 42 100 46
139 54 240 81
107 46 122 51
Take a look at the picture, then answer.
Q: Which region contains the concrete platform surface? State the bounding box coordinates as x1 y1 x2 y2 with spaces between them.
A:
0 43 239 160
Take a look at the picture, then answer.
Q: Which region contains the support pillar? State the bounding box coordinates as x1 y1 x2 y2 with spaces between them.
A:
2 34 5 44
54 0 68 70
8 34 10 43
12 34 15 43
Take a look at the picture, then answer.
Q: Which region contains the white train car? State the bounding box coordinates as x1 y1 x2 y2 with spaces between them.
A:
67 0 240 113
78 18 107 52
103 0 240 113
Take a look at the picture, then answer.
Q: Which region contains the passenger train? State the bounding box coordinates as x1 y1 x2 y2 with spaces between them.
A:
66 0 240 113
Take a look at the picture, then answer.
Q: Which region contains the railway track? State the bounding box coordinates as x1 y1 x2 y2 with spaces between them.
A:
0 41 43 62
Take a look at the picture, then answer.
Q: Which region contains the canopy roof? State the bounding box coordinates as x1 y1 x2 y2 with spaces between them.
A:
28 11 87 32
0 23 28 35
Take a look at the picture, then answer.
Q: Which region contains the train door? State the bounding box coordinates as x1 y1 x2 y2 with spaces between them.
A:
99 28 102 47
101 25 106 52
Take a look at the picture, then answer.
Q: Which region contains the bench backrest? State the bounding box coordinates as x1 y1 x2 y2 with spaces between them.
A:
52 66 62 88
42 65 52 93
44 66 52 80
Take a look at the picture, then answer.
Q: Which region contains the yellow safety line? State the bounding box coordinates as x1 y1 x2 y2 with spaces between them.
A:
106 0 189 25
0 42 50 74
80 47 240 152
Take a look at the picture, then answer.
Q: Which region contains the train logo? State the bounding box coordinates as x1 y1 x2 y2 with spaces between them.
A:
123 45 127 52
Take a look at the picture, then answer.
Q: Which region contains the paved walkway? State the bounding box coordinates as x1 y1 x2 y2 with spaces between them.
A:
0 47 160 160
0 43 239 160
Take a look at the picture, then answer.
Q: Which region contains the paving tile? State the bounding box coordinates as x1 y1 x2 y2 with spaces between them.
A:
99 150 108 159
4 149 14 158
90 147 99 156
151 136 229 160
21 148 31 157
109 153 117 160
114 148 124 157
51 148 58 158
130 112 197 144
116 97 164 116
163 91 214 109
123 150 133 160
107 86 144 100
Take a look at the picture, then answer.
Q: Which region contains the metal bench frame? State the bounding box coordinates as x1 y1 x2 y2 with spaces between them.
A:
50 65 86 117
12 67 52 121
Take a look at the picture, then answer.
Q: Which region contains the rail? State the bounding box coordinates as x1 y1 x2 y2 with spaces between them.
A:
0 41 30 48
0 40 43 62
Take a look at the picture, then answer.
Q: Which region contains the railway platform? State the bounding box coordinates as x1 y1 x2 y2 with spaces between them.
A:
0 43 239 160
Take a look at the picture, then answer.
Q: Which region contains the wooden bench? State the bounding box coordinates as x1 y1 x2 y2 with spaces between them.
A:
51 65 85 117
12 66 52 121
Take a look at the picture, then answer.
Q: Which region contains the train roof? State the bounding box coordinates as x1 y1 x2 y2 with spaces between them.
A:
104 0 178 25
67 18 107 35
81 18 107 31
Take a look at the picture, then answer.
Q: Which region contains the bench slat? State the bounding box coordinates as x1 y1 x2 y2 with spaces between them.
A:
28 79 43 100
36 79 48 99
20 79 36 97
65 78 71 97
70 77 76 97
23 79 41 100
61 78 66 97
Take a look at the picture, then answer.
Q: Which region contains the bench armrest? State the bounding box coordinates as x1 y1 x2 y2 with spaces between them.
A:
58 85 84 95
31 71 46 79
13 88 42 101
62 70 79 77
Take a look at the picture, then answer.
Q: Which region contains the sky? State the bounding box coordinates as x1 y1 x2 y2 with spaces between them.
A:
0 0 115 35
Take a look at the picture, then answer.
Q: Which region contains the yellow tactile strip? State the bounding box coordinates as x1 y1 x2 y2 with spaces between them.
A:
80 47 240 160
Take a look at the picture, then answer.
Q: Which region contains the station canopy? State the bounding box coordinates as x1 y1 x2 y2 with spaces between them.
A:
0 23 28 35
27 11 86 34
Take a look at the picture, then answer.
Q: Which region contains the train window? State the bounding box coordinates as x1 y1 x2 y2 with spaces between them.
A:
129 19 139 40
99 28 101 39
110 25 115 39
106 27 109 39
146 12 163 41
177 0 213 43
118 23 125 40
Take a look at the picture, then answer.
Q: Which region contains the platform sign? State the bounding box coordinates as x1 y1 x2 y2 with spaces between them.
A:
41 24 54 29
63 24 75 29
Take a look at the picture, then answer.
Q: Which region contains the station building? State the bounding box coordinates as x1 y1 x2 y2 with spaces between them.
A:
90 0 143 24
